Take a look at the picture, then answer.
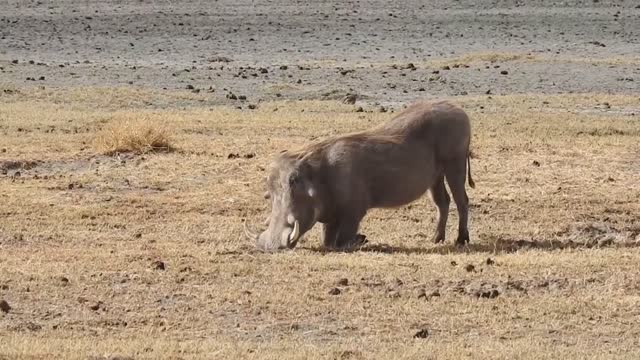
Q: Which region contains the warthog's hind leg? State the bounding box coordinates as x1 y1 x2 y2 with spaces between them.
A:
445 158 470 246
429 174 450 243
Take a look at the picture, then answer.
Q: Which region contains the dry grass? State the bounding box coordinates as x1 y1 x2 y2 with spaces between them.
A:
1 88 640 359
93 116 174 155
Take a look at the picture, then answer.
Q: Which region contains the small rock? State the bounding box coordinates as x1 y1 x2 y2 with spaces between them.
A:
386 290 401 298
105 356 135 360
337 278 349 286
417 289 440 300
0 299 11 313
442 65 450 70
486 258 495 265
479 289 500 299
152 260 166 270
247 104 257 110
413 329 429 338
355 106 364 112
532 160 541 167
185 84 194 90
89 301 102 311
378 106 387 113
588 41 606 47
598 238 614 247
208 56 233 63
328 287 341 295
417 289 427 299
279 65 288 70
227 153 240 159
465 264 475 272
500 70 509 75
238 95 247 100
58 276 70 285
450 261 457 266
342 94 357 104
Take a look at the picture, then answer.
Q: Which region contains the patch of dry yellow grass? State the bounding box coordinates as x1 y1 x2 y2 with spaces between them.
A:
93 115 173 155
1 88 640 359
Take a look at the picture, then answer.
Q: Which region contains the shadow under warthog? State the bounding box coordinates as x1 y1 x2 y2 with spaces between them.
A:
302 236 640 255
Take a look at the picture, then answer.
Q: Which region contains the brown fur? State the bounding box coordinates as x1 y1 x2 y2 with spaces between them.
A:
253 100 475 251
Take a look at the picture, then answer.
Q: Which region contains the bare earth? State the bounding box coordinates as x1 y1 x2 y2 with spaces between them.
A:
1 1 640 359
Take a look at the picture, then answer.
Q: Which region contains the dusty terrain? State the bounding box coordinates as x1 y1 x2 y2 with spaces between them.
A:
2 0 639 107
1 1 640 359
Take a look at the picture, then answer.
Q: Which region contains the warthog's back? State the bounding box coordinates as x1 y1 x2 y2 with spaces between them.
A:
321 100 472 209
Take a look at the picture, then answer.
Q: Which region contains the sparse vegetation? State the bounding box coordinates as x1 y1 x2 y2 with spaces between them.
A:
93 116 174 155
1 88 639 359
2 0 640 357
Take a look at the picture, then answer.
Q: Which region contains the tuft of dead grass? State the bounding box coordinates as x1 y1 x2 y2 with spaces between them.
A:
93 116 174 155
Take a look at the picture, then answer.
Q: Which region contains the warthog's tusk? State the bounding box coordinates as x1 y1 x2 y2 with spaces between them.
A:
243 220 260 240
288 220 300 243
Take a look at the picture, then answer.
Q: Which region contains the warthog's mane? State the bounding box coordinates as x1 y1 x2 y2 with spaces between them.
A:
283 131 404 164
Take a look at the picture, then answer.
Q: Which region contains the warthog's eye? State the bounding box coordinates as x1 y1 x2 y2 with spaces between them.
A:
288 173 301 187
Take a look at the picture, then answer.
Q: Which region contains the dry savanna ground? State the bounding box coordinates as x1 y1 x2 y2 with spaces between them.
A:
0 87 639 359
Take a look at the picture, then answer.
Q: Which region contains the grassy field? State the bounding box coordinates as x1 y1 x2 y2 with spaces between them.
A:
1 88 640 359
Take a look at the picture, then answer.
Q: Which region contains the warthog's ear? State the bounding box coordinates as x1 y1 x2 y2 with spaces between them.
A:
297 159 314 179
296 159 317 198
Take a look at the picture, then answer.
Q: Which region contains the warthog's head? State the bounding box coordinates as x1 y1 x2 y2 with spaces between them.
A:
245 152 321 251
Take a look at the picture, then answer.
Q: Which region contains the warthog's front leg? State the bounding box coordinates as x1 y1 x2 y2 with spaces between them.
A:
322 212 365 250
322 221 339 248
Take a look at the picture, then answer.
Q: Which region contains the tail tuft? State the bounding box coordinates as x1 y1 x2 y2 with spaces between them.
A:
467 153 475 189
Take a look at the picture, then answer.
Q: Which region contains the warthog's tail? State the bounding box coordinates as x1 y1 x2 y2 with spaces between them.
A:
467 151 475 189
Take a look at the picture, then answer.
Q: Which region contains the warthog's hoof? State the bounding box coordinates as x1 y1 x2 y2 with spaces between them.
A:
431 233 445 244
354 234 368 246
337 234 368 251
455 236 470 247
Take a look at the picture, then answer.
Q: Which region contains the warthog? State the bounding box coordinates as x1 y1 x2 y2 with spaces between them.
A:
245 100 475 251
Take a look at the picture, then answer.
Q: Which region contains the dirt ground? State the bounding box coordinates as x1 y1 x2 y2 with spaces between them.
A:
2 0 639 107
1 1 640 359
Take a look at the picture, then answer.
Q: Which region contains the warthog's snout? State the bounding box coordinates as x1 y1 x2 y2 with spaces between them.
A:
244 219 300 251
